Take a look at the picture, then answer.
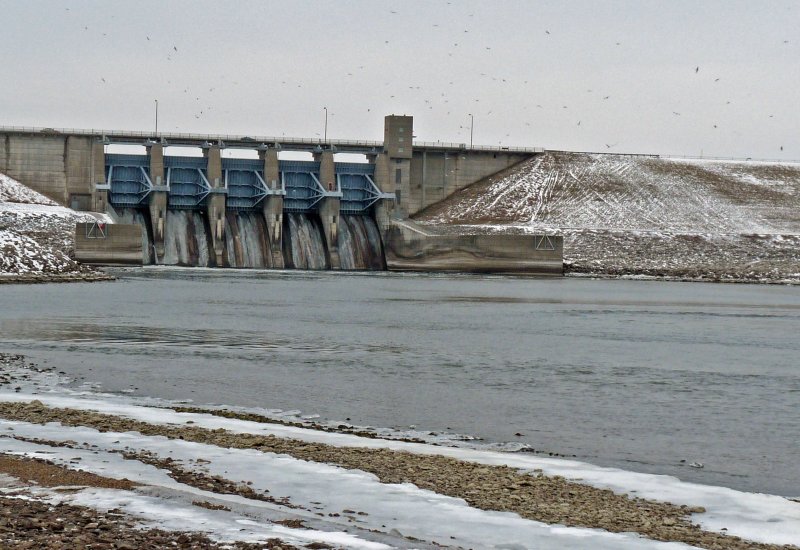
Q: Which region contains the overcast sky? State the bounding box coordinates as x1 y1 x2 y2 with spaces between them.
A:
1 0 798 159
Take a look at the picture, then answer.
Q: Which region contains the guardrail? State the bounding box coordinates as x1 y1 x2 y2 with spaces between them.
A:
544 149 800 164
0 125 543 154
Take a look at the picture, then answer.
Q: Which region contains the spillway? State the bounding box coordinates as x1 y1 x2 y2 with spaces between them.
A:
338 215 386 270
282 213 329 270
224 211 272 269
162 210 211 267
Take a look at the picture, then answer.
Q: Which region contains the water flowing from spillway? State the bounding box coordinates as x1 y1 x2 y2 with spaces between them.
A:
283 213 328 270
162 210 211 267
338 215 386 270
114 208 154 264
224 212 272 268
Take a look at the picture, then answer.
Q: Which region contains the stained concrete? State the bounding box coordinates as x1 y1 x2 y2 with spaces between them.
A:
74 223 143 265
385 221 563 275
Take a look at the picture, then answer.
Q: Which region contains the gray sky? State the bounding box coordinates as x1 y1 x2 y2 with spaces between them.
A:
1 0 798 159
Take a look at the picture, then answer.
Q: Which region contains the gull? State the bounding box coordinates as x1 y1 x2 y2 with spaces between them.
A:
695 66 699 73
577 120 581 126
603 96 610 100
715 78 720 82
173 46 178 52
545 30 550 34
689 462 704 469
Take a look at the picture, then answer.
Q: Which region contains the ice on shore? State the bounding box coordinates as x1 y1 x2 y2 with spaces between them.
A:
1 388 798 547
2 420 697 550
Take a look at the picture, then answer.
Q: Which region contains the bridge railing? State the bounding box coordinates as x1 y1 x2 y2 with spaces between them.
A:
0 125 543 154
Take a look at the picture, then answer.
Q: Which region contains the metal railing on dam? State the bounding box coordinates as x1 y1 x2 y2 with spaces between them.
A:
0 125 544 154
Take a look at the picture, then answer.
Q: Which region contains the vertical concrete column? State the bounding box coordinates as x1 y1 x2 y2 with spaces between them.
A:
259 148 284 268
0 135 7 173
147 143 167 261
91 140 108 213
314 150 340 269
370 152 395 236
204 145 226 267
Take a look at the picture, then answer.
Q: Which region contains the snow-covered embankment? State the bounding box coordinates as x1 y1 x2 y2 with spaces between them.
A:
416 152 800 283
0 173 111 282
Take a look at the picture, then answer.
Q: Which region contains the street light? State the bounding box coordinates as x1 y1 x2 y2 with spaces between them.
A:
323 106 328 142
154 99 159 135
468 113 474 148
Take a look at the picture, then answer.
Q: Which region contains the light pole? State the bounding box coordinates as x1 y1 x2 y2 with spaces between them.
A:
154 99 159 135
469 113 474 148
323 106 328 142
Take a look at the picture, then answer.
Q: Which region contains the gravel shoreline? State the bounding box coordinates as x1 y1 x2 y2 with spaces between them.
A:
1 401 795 550
0 271 114 285
0 454 297 549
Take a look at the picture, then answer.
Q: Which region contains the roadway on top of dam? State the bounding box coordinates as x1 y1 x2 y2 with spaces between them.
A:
0 125 544 154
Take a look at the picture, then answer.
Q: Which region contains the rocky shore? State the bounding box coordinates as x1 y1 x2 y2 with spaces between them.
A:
0 455 295 550
0 271 114 285
0 400 795 550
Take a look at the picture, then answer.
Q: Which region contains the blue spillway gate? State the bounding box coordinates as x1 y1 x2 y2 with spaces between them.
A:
336 162 392 214
281 160 325 213
165 156 211 209
105 154 393 213
105 154 152 207
222 158 273 210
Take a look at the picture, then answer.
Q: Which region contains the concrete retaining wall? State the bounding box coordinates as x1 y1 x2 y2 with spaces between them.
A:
0 133 96 206
406 150 532 216
74 223 143 265
385 221 562 275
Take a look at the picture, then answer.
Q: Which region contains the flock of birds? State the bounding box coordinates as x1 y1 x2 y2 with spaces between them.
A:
65 5 791 153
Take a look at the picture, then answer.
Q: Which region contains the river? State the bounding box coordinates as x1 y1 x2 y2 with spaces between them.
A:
1 268 798 497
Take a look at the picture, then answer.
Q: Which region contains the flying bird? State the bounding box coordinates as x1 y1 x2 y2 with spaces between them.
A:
673 111 681 116
695 66 699 73
545 30 550 35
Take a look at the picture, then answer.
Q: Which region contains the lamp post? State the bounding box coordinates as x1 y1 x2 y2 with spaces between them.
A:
469 113 474 148
154 99 159 135
323 106 328 142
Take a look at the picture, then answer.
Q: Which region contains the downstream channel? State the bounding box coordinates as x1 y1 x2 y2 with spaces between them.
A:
1 269 798 496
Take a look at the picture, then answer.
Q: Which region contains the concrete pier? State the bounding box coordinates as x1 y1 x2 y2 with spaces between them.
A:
204 145 226 266
315 150 341 269
147 143 167 262
260 148 284 268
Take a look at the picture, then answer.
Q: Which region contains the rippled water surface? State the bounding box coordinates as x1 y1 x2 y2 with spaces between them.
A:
1 268 798 496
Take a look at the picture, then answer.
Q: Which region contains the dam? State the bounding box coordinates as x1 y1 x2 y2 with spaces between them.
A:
0 115 562 274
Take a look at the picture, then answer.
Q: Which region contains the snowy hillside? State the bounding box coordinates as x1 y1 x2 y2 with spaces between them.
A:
416 152 800 282
0 172 109 277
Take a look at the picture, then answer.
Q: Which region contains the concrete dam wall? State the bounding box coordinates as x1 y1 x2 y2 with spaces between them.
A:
2 116 560 275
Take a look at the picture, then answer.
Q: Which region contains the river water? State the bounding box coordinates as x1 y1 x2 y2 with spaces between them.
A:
0 269 798 496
